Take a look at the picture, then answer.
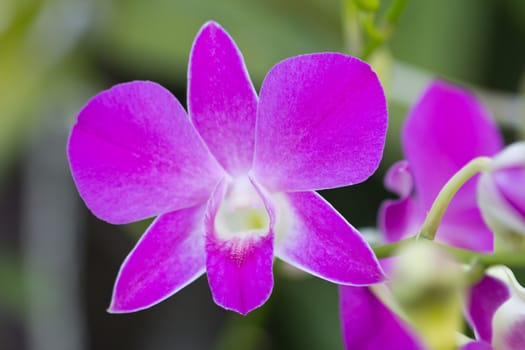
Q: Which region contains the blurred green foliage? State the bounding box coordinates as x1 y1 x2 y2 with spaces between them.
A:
92 0 342 85
0 252 25 316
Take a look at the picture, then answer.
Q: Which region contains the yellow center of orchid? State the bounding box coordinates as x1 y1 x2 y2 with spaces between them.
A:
215 176 270 240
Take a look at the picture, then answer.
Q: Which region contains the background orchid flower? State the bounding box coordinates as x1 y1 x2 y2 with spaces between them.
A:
463 266 525 350
340 240 466 350
345 264 525 350
340 80 507 349
478 142 525 244
67 21 388 315
379 80 504 252
340 285 425 350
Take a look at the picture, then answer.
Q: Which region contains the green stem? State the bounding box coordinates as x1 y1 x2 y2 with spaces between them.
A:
417 156 492 241
342 0 363 55
372 237 416 259
385 0 410 25
360 0 409 60
372 240 525 269
445 245 525 267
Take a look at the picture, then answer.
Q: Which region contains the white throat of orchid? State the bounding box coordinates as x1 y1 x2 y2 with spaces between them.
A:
214 176 271 240
488 266 525 350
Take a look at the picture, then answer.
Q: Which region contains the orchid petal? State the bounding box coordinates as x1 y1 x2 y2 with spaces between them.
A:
109 205 206 313
497 317 525 350
478 174 524 236
492 143 525 219
379 161 423 243
488 266 525 350
478 149 525 237
380 164 492 251
275 191 384 285
188 21 257 175
491 142 525 169
254 53 387 192
461 341 493 350
204 180 274 315
68 81 223 224
494 166 525 218
466 275 510 342
403 80 503 210
437 204 493 252
340 286 424 350
384 160 414 198
401 81 503 252
379 198 421 243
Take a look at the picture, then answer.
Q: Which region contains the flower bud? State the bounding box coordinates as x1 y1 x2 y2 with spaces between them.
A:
487 266 525 350
390 240 465 350
478 142 525 250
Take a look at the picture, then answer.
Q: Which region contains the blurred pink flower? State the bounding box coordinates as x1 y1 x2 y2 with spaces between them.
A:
478 142 525 238
341 81 507 349
379 81 504 252
67 21 388 315
464 266 525 350
340 286 425 350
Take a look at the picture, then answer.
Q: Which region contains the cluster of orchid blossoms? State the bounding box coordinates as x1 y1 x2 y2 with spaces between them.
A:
342 81 525 350
67 21 525 349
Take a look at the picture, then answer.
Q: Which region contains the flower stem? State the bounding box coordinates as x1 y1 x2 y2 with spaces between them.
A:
360 0 409 60
417 156 492 241
385 0 409 25
342 0 363 56
443 244 525 267
372 237 416 259
372 239 525 268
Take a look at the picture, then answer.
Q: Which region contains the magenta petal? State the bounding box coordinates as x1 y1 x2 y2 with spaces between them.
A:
340 286 425 350
109 205 206 313
401 81 503 252
502 318 525 349
466 275 510 342
489 142 525 220
204 180 274 315
188 21 257 175
68 81 223 224
494 166 525 218
205 234 274 315
437 202 493 252
461 341 493 350
403 80 504 210
384 160 413 198
275 191 384 285
478 157 525 238
435 164 493 253
379 197 421 243
254 53 387 192
379 161 422 243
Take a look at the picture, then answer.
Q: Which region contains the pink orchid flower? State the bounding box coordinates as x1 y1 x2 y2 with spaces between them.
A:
379 80 504 252
340 286 425 350
341 265 525 350
464 266 525 350
478 142 525 238
67 21 388 315
340 80 505 349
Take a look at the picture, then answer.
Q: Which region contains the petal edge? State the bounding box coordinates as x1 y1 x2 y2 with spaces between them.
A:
254 53 387 192
68 81 223 224
275 191 385 285
109 205 207 313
